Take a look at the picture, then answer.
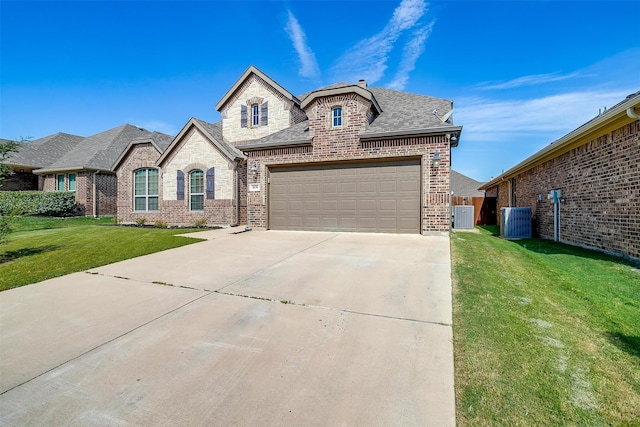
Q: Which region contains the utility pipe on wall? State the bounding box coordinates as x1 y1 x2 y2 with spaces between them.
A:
627 107 640 120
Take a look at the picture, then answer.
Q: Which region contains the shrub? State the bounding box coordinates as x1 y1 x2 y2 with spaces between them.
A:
194 218 207 228
135 218 147 226
154 220 168 229
0 191 77 216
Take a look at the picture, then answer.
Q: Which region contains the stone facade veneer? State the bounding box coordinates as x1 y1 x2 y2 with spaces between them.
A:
220 74 306 144
162 128 234 201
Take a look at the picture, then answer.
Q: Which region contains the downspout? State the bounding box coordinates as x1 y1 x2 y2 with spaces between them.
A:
93 171 98 218
627 107 640 120
233 160 240 226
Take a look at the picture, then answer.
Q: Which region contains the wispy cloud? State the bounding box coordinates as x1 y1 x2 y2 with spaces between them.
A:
330 0 428 85
477 72 580 90
387 22 434 90
285 10 320 80
456 89 630 143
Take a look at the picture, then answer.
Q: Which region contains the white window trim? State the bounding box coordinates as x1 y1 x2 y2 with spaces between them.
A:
134 169 159 211
68 173 76 192
332 107 343 128
56 174 65 191
189 170 205 211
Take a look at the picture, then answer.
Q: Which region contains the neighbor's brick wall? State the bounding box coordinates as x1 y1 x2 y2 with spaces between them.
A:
40 172 116 216
0 171 38 191
220 74 307 144
246 93 452 233
499 119 639 262
116 143 242 227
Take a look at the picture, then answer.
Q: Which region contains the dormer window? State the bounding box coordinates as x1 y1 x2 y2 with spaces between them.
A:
332 107 342 127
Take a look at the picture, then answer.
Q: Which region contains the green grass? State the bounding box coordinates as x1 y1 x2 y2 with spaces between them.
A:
0 216 205 291
451 226 640 426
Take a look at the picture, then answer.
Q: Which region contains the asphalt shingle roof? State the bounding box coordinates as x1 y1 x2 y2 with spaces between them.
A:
238 121 311 149
39 124 165 173
364 87 454 135
5 133 83 168
450 170 485 197
241 84 456 149
194 119 244 159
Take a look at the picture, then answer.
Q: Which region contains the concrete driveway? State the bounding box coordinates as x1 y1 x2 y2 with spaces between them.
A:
0 230 454 426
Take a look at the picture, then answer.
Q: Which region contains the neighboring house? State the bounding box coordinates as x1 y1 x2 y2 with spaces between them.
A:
2 125 170 216
450 170 489 225
480 91 640 262
115 65 460 233
1 133 83 191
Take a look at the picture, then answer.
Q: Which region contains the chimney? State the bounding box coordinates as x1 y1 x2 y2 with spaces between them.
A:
357 79 367 89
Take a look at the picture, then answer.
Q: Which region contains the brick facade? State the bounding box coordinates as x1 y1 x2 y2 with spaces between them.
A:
488 119 639 262
244 93 452 233
0 171 38 191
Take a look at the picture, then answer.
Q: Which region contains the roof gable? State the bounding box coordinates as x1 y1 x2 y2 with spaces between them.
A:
300 84 382 115
111 132 173 170
157 118 244 166
215 65 300 112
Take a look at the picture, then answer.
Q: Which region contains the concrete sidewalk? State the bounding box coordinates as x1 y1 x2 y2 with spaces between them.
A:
0 231 455 426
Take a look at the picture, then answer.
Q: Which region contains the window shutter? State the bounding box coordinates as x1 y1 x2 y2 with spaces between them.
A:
261 101 268 125
177 170 184 200
241 105 247 128
206 167 215 200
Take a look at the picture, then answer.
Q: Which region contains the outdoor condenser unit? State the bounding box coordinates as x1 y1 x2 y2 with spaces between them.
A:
500 207 532 239
453 205 475 229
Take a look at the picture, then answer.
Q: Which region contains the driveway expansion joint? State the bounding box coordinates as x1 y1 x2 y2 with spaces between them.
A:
0 291 212 397
215 290 452 327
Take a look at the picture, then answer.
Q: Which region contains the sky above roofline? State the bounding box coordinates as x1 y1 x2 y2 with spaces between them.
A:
1 0 638 181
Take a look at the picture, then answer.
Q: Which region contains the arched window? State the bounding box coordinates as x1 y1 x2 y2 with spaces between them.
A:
134 168 159 211
190 170 204 211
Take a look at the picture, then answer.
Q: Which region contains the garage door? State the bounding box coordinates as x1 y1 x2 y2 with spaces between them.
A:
269 159 421 233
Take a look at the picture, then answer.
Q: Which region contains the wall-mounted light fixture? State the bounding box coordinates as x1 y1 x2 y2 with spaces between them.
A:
251 162 258 177
432 152 441 168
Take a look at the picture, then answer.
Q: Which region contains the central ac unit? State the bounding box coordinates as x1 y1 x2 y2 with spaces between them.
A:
500 207 532 239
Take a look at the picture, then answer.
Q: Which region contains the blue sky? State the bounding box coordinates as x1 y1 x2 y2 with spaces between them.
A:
1 0 638 182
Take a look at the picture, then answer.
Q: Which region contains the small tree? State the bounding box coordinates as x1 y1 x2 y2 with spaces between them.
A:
0 138 24 244
0 139 20 187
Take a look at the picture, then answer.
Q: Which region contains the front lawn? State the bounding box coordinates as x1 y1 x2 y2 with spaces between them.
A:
0 217 205 291
451 226 639 426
